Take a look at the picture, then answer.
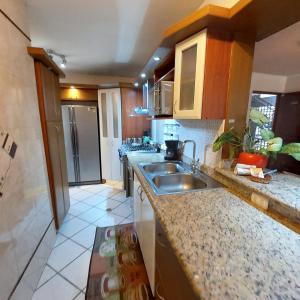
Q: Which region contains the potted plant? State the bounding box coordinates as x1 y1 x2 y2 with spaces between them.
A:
213 109 300 168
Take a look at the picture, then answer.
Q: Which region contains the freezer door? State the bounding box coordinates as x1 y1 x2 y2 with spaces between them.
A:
62 106 76 183
73 105 101 182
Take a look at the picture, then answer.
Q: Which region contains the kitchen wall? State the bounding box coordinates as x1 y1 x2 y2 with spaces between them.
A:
60 71 135 86
152 119 224 167
285 74 300 93
0 1 55 299
250 72 300 93
250 72 287 93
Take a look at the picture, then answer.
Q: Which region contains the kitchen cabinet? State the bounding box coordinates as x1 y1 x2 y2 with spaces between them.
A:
121 87 151 139
29 47 70 229
133 174 155 295
173 29 231 120
155 219 199 300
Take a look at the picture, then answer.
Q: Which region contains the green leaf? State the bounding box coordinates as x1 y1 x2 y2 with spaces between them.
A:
249 109 269 126
267 137 283 152
229 146 235 160
290 153 300 161
259 148 269 156
260 129 275 141
212 136 223 152
281 143 300 154
212 129 242 153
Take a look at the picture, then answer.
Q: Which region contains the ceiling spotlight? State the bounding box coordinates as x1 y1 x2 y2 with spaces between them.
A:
153 56 160 61
60 56 66 69
134 82 139 87
140 73 146 78
47 49 67 69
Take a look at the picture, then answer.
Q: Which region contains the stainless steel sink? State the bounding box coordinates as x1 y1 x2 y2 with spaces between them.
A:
152 173 207 193
138 161 222 195
142 162 185 174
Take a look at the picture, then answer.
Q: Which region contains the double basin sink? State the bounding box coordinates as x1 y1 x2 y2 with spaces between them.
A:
139 161 222 195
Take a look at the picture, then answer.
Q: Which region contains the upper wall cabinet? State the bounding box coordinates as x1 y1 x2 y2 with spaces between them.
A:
173 29 232 120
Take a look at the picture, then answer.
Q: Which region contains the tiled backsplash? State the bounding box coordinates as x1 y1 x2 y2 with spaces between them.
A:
0 2 53 299
152 119 224 167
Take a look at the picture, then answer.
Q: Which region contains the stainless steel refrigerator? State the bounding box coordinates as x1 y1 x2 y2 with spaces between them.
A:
62 104 102 185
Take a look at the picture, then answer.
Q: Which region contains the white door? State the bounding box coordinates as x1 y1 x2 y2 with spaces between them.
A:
98 88 122 181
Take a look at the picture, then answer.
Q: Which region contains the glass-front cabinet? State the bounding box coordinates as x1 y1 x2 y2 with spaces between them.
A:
173 29 207 119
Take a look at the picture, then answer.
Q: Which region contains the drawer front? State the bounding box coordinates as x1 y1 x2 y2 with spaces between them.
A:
156 219 199 300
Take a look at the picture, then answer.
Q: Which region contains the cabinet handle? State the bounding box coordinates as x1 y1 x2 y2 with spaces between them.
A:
156 233 166 248
156 283 165 300
140 190 145 202
137 185 142 196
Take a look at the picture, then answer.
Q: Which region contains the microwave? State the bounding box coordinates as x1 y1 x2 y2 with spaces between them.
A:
151 81 174 116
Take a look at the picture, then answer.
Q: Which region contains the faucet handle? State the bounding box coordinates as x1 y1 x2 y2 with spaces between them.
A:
194 158 201 170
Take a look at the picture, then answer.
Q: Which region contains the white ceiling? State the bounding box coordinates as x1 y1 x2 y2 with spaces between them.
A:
26 0 205 77
253 21 300 76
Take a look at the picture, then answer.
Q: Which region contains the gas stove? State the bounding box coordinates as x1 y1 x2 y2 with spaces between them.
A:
118 144 158 158
119 143 159 197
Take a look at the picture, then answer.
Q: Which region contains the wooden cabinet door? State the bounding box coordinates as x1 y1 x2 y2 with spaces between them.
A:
46 123 66 226
173 30 207 119
156 219 199 300
56 123 70 214
40 64 62 122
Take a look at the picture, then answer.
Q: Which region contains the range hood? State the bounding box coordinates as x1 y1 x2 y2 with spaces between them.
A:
132 80 152 116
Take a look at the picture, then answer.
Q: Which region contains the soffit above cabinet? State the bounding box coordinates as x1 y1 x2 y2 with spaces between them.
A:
139 0 300 80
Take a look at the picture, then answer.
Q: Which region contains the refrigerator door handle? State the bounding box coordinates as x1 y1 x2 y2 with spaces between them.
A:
72 108 81 182
69 107 78 182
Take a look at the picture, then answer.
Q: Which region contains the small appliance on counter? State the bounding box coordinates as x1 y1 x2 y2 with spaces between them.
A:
164 140 180 160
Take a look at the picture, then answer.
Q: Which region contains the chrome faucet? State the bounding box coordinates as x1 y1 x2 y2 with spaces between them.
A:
182 140 198 173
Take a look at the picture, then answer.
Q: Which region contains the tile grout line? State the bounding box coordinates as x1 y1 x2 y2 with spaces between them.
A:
34 184 127 298
49 248 92 291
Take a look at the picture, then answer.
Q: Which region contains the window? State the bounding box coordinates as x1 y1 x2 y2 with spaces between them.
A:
250 92 278 150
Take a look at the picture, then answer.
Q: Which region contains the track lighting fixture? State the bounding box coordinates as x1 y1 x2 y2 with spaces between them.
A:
47 49 67 69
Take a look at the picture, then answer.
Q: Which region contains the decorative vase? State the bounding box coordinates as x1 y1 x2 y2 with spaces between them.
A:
237 152 268 168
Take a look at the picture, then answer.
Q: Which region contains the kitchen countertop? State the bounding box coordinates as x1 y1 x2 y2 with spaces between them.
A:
128 153 300 299
215 167 300 224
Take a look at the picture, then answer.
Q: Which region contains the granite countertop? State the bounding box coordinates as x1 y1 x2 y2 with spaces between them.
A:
128 154 300 300
215 167 300 222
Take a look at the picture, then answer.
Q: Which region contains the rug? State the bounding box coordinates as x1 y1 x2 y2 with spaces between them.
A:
86 223 154 300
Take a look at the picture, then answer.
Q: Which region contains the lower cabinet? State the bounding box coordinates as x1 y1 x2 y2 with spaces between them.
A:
133 174 155 295
155 219 199 300
134 173 199 299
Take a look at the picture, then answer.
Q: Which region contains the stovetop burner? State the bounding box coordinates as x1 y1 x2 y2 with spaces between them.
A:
119 144 158 158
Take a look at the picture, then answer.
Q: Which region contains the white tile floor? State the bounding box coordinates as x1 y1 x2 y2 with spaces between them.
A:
32 181 132 300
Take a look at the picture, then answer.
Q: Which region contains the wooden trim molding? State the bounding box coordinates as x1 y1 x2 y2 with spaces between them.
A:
28 47 65 78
